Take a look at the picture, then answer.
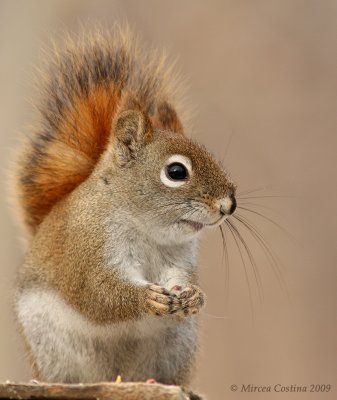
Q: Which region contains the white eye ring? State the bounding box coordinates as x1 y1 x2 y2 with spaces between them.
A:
160 154 192 188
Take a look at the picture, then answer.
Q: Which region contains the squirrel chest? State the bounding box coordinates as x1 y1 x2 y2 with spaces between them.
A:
103 220 198 286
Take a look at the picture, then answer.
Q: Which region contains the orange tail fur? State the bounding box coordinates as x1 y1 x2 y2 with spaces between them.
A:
16 26 185 233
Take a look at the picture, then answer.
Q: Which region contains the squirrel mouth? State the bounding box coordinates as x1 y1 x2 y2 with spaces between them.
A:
180 219 204 231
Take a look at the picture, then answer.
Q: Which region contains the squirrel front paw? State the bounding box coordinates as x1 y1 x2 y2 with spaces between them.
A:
145 284 206 318
171 284 206 317
145 284 181 316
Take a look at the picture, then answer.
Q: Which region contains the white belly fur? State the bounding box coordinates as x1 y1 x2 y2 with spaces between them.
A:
16 288 198 383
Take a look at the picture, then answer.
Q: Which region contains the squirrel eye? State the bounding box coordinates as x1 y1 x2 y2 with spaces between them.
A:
166 163 188 181
160 154 192 188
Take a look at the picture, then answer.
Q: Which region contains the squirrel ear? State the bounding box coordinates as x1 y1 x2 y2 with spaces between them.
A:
113 109 154 164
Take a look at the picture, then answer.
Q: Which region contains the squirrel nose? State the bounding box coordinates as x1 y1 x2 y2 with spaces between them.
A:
220 195 237 216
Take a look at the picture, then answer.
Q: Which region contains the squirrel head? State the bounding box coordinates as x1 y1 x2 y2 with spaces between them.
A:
98 109 236 245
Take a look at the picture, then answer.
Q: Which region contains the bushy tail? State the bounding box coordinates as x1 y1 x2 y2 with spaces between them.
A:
16 26 186 233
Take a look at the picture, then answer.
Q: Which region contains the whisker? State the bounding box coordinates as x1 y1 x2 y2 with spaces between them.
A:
219 132 233 165
237 206 294 242
233 214 289 298
226 219 264 305
236 186 268 197
225 219 255 322
237 201 279 214
201 310 228 320
234 214 281 269
219 224 230 311
237 195 293 200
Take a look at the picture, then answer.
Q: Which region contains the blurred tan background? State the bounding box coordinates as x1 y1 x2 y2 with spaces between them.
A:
1 1 336 399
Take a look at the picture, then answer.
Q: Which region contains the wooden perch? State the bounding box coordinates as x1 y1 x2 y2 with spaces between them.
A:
0 382 189 400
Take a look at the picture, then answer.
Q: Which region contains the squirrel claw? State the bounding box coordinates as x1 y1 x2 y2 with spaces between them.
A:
148 284 170 295
170 284 206 317
145 284 180 316
145 283 205 317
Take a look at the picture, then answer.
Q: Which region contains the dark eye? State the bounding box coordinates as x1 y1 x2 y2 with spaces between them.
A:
166 162 188 181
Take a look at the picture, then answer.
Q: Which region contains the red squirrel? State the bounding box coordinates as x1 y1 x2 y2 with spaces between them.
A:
13 26 236 399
